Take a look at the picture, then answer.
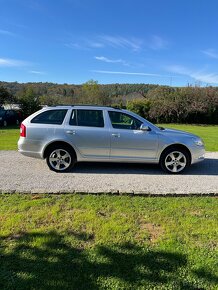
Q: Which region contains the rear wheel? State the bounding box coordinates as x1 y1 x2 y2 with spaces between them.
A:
160 147 190 174
46 145 76 172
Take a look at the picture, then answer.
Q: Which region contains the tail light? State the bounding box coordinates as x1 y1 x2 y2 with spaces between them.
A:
20 123 26 137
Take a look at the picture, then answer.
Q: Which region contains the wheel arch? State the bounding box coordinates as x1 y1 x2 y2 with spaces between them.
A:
43 141 77 160
159 143 192 165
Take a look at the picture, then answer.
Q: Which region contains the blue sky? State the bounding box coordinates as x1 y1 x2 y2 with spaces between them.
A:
1 0 218 86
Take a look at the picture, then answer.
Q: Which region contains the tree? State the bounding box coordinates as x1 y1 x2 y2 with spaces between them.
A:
80 80 103 105
0 86 14 107
39 95 60 106
19 87 41 118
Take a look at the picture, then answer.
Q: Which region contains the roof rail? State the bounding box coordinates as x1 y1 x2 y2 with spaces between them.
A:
49 104 122 110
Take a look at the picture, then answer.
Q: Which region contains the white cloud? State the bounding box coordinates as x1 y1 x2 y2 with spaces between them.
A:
166 64 218 84
65 35 142 52
29 70 45 75
91 70 173 77
191 72 218 84
98 35 142 51
0 58 28 67
65 34 168 52
95 56 128 65
202 49 218 59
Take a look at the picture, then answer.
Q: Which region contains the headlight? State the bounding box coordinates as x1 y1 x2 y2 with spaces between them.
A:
194 139 204 146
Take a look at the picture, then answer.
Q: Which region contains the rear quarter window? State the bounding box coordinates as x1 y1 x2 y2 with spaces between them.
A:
31 109 68 125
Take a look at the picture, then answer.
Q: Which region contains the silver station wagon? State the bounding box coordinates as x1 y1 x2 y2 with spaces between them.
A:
18 105 205 173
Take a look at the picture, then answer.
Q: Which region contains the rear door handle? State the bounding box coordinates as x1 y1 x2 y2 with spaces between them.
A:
66 130 76 135
111 133 120 138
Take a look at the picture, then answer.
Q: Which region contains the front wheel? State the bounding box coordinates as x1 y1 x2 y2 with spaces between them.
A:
160 148 190 174
46 146 75 172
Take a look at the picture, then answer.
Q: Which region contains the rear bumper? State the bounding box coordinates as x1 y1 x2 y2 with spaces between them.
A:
18 138 43 159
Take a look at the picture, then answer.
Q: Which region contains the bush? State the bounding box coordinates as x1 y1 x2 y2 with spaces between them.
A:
127 99 151 119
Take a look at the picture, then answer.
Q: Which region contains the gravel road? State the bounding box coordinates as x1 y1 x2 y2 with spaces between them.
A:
0 151 218 195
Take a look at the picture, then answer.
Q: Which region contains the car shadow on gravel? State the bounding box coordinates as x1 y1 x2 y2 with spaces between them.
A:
71 157 218 176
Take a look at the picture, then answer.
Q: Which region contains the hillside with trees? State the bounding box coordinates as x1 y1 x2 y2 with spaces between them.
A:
0 80 218 124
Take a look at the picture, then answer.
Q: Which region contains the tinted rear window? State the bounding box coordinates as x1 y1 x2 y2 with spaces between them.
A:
31 109 67 125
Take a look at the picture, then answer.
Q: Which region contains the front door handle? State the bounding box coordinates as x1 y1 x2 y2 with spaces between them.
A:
66 130 76 135
111 133 120 138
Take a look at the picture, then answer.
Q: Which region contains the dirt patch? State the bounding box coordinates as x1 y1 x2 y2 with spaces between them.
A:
190 210 203 216
137 220 164 243
31 195 44 200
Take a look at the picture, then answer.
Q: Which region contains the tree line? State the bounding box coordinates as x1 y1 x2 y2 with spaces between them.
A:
0 80 218 124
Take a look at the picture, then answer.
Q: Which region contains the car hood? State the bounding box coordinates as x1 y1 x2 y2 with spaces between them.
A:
159 128 199 139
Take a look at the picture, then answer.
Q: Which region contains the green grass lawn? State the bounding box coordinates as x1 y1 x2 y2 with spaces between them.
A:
0 125 20 150
0 124 218 151
0 194 217 289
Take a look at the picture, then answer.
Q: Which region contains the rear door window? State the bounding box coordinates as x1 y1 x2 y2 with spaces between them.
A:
69 109 104 127
31 109 67 125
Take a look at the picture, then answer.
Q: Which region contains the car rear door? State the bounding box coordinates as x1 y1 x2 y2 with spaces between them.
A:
65 109 110 158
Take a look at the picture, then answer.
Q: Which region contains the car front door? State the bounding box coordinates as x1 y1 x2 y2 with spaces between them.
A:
108 111 158 161
65 109 110 158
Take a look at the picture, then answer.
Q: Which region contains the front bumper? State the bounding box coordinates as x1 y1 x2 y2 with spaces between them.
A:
191 146 205 164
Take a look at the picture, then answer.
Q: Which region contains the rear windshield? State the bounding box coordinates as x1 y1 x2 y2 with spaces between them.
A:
31 109 68 125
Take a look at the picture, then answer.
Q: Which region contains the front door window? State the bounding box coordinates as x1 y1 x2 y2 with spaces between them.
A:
108 111 142 130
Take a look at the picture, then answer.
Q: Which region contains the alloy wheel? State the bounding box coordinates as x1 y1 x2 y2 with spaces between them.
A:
164 151 187 173
49 149 72 171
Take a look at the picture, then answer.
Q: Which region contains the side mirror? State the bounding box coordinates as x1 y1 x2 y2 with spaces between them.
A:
140 124 151 131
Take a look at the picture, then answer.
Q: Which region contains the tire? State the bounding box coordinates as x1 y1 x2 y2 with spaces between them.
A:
46 145 76 173
160 147 191 174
